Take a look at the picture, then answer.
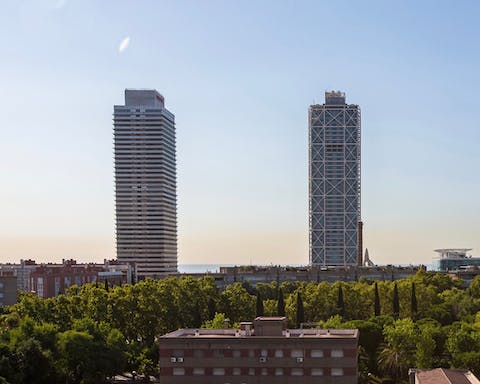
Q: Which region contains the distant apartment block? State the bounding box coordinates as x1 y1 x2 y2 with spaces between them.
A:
114 89 177 278
309 91 362 267
30 260 102 298
0 259 132 299
0 271 17 307
0 259 37 292
159 317 358 383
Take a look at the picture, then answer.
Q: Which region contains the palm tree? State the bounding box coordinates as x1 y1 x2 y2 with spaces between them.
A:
377 344 410 382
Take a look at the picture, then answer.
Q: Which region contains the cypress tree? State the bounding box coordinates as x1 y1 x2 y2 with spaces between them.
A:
392 283 400 320
104 279 109 291
296 291 305 328
277 288 285 316
374 282 381 316
337 285 345 317
207 298 216 320
193 301 202 328
256 292 264 317
411 282 418 318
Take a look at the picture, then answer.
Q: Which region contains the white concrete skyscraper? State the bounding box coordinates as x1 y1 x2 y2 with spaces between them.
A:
309 91 362 267
114 89 177 278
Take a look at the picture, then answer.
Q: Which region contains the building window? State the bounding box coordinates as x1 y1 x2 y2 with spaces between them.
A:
173 350 184 357
275 368 284 376
37 277 44 298
193 349 204 358
173 368 185 376
260 349 268 357
54 277 61 296
274 349 284 357
213 349 224 358
291 368 304 376
233 368 241 376
248 350 255 358
311 368 324 376
261 368 268 376
331 349 344 358
248 368 255 375
311 349 324 357
331 368 344 376
213 368 225 376
193 368 205 376
232 350 241 358
291 349 303 358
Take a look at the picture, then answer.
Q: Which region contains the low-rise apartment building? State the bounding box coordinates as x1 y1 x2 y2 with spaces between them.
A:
159 317 358 384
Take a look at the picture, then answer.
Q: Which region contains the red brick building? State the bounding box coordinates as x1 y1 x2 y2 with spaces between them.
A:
159 317 358 384
30 260 104 298
29 259 132 298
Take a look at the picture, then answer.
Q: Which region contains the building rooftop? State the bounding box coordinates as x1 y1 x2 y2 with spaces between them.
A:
124 89 165 108
255 316 286 321
308 90 358 109
434 249 473 259
413 368 480 384
325 90 346 105
161 328 358 339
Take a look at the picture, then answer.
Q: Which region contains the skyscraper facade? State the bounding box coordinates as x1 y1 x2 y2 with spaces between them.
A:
309 91 361 267
114 89 177 278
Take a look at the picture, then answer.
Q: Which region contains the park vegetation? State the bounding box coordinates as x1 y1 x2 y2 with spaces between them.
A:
1 270 480 383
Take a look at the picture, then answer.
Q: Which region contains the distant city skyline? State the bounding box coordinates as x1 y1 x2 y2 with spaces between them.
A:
1 1 480 266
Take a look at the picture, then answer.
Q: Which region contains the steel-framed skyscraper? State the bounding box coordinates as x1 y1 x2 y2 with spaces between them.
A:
114 89 177 278
309 91 361 266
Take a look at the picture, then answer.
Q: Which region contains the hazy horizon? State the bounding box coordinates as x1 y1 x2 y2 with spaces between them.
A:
1 0 480 266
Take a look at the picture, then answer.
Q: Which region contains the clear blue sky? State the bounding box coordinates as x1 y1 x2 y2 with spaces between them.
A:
1 0 479 266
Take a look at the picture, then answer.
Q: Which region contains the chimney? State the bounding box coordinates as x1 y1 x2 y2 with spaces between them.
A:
358 221 363 266
254 317 287 336
240 322 252 336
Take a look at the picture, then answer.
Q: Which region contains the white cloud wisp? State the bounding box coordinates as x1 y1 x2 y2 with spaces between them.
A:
118 36 130 53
